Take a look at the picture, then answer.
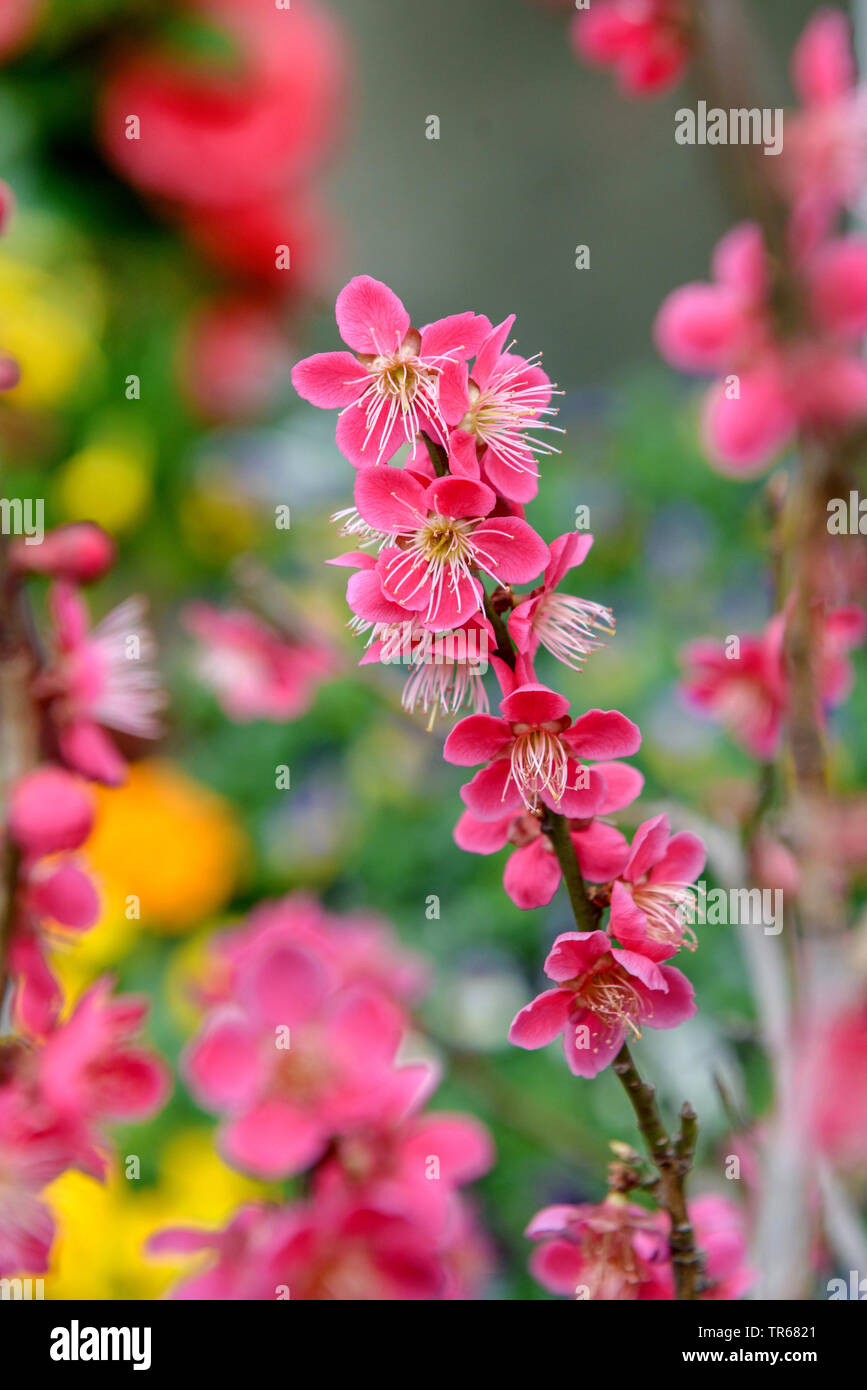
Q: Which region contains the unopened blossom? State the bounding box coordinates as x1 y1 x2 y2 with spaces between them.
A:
446 315 560 503
445 683 639 820
455 760 644 909
509 929 695 1077
292 275 490 466
654 221 867 473
572 0 692 98
7 766 94 858
607 812 706 961
349 469 549 631
9 522 116 583
35 582 166 786
509 531 614 670
183 601 335 723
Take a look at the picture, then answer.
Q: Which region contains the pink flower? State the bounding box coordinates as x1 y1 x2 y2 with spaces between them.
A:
454 759 644 909
35 583 166 786
292 275 490 467
681 605 865 760
151 1190 456 1301
446 315 560 503
313 1109 494 1236
185 937 432 1179
572 0 691 98
527 1195 671 1299
782 9 867 217
509 929 695 1077
180 295 292 421
8 766 94 857
37 981 170 1174
0 1080 69 1275
99 0 346 209
654 222 867 473
509 531 614 669
9 522 116 583
607 812 706 961
183 602 334 723
802 999 867 1168
445 684 640 820
349 469 549 632
200 894 429 1010
527 1192 753 1300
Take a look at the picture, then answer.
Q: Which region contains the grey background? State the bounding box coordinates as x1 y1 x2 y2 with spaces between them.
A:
318 0 831 384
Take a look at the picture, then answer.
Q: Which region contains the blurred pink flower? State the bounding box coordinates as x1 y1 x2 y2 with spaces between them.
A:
183 601 334 723
35 583 166 786
572 0 691 97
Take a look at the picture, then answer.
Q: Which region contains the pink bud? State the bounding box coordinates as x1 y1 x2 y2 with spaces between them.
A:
0 356 20 391
8 766 95 856
10 522 117 583
0 179 15 236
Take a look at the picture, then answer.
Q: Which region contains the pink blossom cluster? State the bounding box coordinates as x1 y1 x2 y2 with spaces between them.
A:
527 1192 752 1300
152 894 494 1300
294 276 753 1298
680 602 865 760
655 10 867 475
1 517 169 1275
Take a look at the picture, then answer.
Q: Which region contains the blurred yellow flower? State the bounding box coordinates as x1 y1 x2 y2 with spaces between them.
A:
83 759 246 935
56 438 152 534
0 249 102 409
44 1130 271 1300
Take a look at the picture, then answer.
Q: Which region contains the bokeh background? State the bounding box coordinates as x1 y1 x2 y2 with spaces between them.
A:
0 0 864 1298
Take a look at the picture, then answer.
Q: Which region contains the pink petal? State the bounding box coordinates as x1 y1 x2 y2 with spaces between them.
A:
544 930 611 982
649 831 706 886
460 759 523 820
336 399 406 467
563 1008 624 1077
624 812 670 882
438 358 470 425
529 1239 586 1296
572 821 630 882
403 1113 494 1184
564 708 642 760
647 965 696 1028
471 516 549 584
654 283 750 373
508 988 572 1048
500 683 570 726
346 567 411 625
58 720 127 787
238 941 334 1028
8 767 94 856
454 808 512 854
353 465 428 532
481 444 539 504
291 351 365 408
608 881 656 956
610 946 669 993
702 368 794 475
420 311 491 360
546 763 606 817
29 863 100 931
327 986 404 1069
443 713 512 766
545 531 594 589
809 237 867 339
503 838 562 909
594 760 645 814
447 428 481 478
336 274 410 355
223 1100 326 1179
184 1013 263 1111
791 8 854 107
711 222 768 299
424 474 495 519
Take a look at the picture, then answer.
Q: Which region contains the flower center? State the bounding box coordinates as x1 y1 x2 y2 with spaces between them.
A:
533 593 615 670
573 960 647 1040
631 882 699 952
509 726 569 810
